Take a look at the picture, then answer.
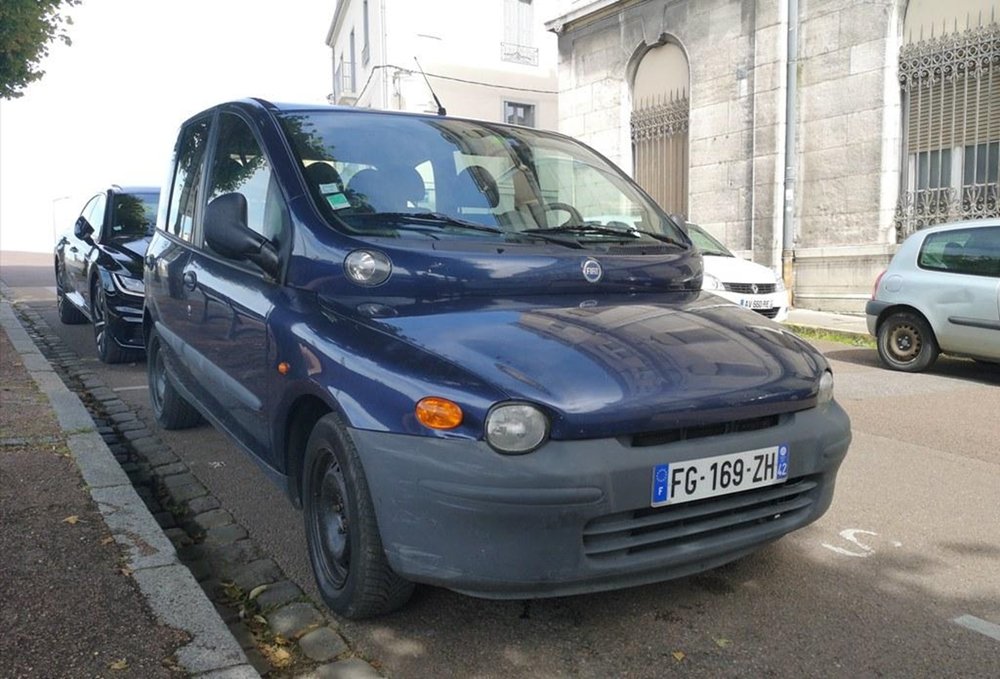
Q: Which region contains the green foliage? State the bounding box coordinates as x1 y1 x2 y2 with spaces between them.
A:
0 0 81 99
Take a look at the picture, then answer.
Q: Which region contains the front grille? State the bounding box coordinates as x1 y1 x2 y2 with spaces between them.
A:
631 414 779 448
723 282 776 294
582 475 820 561
755 307 780 319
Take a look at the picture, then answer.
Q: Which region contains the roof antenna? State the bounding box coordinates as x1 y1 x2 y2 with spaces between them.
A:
414 57 446 116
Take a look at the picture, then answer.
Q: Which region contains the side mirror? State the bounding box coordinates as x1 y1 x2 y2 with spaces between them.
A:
74 216 95 241
204 193 279 277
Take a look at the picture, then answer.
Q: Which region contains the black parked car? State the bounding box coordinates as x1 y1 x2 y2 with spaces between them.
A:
55 185 159 363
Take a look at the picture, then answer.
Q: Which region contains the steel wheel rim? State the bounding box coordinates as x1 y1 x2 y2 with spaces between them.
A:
311 448 350 588
151 344 167 411
887 323 921 363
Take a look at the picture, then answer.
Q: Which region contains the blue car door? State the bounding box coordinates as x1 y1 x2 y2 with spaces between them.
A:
175 111 288 461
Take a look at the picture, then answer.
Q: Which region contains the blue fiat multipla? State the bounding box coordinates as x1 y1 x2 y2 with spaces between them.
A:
143 99 851 618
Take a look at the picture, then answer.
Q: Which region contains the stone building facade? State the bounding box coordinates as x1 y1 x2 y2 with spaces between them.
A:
547 0 1000 312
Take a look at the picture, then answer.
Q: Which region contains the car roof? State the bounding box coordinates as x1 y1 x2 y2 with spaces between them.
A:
909 218 1000 236
110 185 159 195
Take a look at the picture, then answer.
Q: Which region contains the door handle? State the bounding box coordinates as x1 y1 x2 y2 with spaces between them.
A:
183 271 197 291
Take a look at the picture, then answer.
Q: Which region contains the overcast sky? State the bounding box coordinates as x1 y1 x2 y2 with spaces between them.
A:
0 0 332 253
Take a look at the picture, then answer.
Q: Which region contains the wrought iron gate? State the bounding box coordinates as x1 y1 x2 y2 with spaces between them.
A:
630 90 689 217
895 19 1000 239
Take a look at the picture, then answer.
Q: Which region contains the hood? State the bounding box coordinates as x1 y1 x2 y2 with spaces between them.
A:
345 293 826 439
702 254 779 285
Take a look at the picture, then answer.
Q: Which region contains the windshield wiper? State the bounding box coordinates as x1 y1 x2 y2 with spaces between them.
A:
524 224 686 247
523 224 640 238
355 212 505 235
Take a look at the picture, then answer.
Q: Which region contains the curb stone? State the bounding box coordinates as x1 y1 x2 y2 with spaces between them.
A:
0 293 257 678
5 288 380 677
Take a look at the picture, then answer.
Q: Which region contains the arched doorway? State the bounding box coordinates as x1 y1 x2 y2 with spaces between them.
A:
631 41 690 217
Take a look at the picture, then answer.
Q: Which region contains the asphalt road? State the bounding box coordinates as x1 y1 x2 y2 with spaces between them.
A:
4 252 999 678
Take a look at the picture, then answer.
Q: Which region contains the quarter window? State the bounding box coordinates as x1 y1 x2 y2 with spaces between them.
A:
167 119 211 241
918 227 1000 278
207 114 287 246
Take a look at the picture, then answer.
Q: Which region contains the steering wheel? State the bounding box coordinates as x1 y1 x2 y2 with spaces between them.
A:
544 202 584 226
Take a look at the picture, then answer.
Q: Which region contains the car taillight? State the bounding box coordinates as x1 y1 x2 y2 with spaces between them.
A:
871 270 885 299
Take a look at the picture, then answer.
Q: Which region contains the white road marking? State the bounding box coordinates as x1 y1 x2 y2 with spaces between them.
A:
822 528 879 558
953 615 1000 642
112 385 148 392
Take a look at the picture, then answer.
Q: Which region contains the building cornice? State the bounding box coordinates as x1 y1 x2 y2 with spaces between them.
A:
326 0 348 47
545 0 647 35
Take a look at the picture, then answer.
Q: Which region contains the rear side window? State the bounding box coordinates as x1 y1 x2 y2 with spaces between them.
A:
918 226 1000 278
166 119 211 241
207 113 287 244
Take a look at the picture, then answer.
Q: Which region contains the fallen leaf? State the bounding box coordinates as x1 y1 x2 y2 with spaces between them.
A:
119 566 134 577
62 515 80 525
248 584 269 600
714 637 732 648
672 651 685 662
100 536 115 545
109 658 128 671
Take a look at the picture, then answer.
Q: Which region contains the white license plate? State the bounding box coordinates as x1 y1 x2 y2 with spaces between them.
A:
739 298 772 309
650 445 789 507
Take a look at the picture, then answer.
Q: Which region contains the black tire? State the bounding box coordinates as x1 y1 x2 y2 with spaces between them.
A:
877 311 939 372
146 329 202 429
92 283 139 364
56 264 87 325
303 413 414 619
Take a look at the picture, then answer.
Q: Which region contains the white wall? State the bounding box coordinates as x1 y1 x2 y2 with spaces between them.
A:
328 0 559 127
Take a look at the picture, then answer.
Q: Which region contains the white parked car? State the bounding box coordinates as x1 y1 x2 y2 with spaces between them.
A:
685 223 789 321
866 219 1000 372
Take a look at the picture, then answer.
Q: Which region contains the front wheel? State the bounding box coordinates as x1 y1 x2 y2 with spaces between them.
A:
146 329 202 429
303 413 413 619
877 311 939 372
92 284 138 364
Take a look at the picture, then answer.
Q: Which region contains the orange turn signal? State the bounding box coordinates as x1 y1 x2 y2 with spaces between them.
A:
415 397 463 430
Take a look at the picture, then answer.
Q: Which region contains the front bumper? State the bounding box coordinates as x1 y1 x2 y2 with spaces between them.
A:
351 401 851 599
105 290 145 348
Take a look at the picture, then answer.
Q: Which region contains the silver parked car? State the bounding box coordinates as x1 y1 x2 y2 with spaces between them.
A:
866 219 1000 372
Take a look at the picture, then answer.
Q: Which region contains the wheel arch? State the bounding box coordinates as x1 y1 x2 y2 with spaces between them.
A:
280 393 339 509
875 303 937 343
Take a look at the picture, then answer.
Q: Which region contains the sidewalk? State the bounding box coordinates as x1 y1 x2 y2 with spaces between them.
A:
0 299 256 678
785 307 869 338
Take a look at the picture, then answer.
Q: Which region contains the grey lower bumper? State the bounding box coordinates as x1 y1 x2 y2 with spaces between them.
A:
350 402 851 599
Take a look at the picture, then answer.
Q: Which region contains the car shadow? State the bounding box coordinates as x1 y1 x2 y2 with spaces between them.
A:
825 347 1000 386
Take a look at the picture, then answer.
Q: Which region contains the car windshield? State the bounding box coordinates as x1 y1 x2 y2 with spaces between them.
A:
686 224 734 257
110 192 159 238
278 110 689 247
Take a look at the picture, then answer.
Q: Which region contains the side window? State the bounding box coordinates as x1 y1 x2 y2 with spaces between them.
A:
87 193 108 240
207 113 287 244
919 227 1000 278
167 119 211 241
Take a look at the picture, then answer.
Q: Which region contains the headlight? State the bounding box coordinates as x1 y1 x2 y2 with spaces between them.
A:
485 403 549 454
111 273 145 296
344 249 392 286
702 273 721 291
817 370 834 404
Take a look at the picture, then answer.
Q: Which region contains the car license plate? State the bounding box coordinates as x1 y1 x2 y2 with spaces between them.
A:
650 445 789 507
740 298 772 309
